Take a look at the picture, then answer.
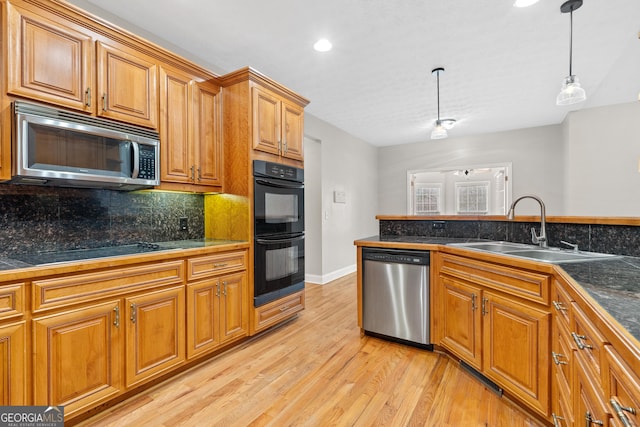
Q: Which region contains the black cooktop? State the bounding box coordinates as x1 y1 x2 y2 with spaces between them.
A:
12 242 174 266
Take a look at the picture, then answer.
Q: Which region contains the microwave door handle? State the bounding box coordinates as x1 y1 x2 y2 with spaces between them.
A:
255 178 303 190
256 234 305 245
130 141 140 178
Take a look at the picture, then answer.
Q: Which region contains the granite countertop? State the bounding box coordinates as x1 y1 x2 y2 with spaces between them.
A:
355 235 640 343
0 238 246 271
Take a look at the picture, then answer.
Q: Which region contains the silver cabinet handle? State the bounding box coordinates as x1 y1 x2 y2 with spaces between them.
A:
102 93 107 111
471 293 477 311
113 305 120 328
222 281 227 296
610 398 636 427
553 300 568 312
85 87 91 107
552 351 568 365
130 303 137 323
552 413 564 427
585 411 604 426
215 282 220 297
572 332 593 350
481 297 488 316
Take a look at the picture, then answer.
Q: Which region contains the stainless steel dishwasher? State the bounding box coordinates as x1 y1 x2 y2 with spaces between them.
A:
362 247 431 348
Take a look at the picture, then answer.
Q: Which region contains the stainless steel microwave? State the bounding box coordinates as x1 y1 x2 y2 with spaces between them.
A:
11 101 160 190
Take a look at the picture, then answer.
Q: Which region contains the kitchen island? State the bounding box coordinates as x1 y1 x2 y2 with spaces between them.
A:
355 235 640 426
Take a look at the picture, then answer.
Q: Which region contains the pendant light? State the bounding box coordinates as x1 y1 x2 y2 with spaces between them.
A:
556 0 586 106
430 67 450 140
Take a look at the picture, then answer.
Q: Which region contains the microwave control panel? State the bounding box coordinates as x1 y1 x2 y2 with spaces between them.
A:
137 145 156 180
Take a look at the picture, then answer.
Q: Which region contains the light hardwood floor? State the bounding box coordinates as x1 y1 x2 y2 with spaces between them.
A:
77 273 542 427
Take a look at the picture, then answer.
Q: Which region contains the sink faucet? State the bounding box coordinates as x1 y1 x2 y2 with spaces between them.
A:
507 194 548 248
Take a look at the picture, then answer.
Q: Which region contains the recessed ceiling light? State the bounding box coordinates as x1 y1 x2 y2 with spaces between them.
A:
313 39 332 52
513 0 539 7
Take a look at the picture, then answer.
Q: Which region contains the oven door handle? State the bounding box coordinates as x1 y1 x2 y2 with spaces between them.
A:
256 233 305 244
255 178 304 189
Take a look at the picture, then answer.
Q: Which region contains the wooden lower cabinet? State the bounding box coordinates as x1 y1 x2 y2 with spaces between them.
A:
32 286 186 417
0 321 27 405
435 252 551 418
125 286 185 388
187 271 248 359
33 300 122 417
482 289 550 416
575 353 611 426
253 290 305 334
439 276 482 369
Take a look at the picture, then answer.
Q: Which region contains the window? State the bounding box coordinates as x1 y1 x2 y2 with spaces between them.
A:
413 184 441 214
407 163 511 216
456 182 489 214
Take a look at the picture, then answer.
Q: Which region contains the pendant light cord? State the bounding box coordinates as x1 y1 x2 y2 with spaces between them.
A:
436 71 441 121
569 10 573 76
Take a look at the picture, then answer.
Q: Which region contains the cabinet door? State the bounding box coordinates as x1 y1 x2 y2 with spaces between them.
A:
252 86 281 155
193 80 223 187
0 321 27 405
482 290 550 417
439 276 482 369
7 3 94 112
33 301 121 416
281 100 304 161
125 286 185 388
575 353 611 427
604 345 640 427
159 66 193 183
220 272 248 344
186 279 220 360
97 41 158 128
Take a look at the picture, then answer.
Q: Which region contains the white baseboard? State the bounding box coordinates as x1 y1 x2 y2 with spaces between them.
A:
305 264 356 285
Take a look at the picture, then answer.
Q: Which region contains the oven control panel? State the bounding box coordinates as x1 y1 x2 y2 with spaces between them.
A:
254 160 304 183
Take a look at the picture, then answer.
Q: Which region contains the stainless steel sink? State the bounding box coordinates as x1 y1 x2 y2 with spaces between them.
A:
451 241 620 264
450 241 538 253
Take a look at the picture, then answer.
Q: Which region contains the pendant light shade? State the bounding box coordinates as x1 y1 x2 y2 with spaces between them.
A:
556 0 586 106
430 67 454 140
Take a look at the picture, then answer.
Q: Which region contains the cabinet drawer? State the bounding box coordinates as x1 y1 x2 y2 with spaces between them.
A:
439 253 551 304
254 291 304 333
551 279 573 328
32 261 184 312
187 251 247 280
0 283 25 320
571 302 607 382
604 345 640 427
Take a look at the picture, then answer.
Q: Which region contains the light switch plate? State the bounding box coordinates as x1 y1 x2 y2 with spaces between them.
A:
333 190 346 203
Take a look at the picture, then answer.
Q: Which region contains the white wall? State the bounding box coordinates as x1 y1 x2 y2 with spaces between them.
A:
304 114 379 283
564 102 640 216
304 137 322 278
378 125 565 216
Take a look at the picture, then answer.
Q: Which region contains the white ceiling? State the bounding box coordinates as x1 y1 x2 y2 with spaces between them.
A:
71 0 640 147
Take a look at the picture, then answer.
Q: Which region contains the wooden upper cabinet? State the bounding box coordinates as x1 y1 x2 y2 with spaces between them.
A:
192 80 222 187
252 85 304 161
6 2 94 112
97 41 158 129
159 65 222 190
253 87 281 155
282 100 304 161
6 2 159 129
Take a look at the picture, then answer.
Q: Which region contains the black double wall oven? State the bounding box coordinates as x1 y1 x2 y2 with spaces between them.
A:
253 160 305 307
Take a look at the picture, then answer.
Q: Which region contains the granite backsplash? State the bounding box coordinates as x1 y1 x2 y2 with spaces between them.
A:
0 184 205 257
380 219 640 257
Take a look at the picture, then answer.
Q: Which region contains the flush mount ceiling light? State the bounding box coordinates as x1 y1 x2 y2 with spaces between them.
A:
313 39 332 52
556 0 587 106
430 67 455 140
513 0 539 7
